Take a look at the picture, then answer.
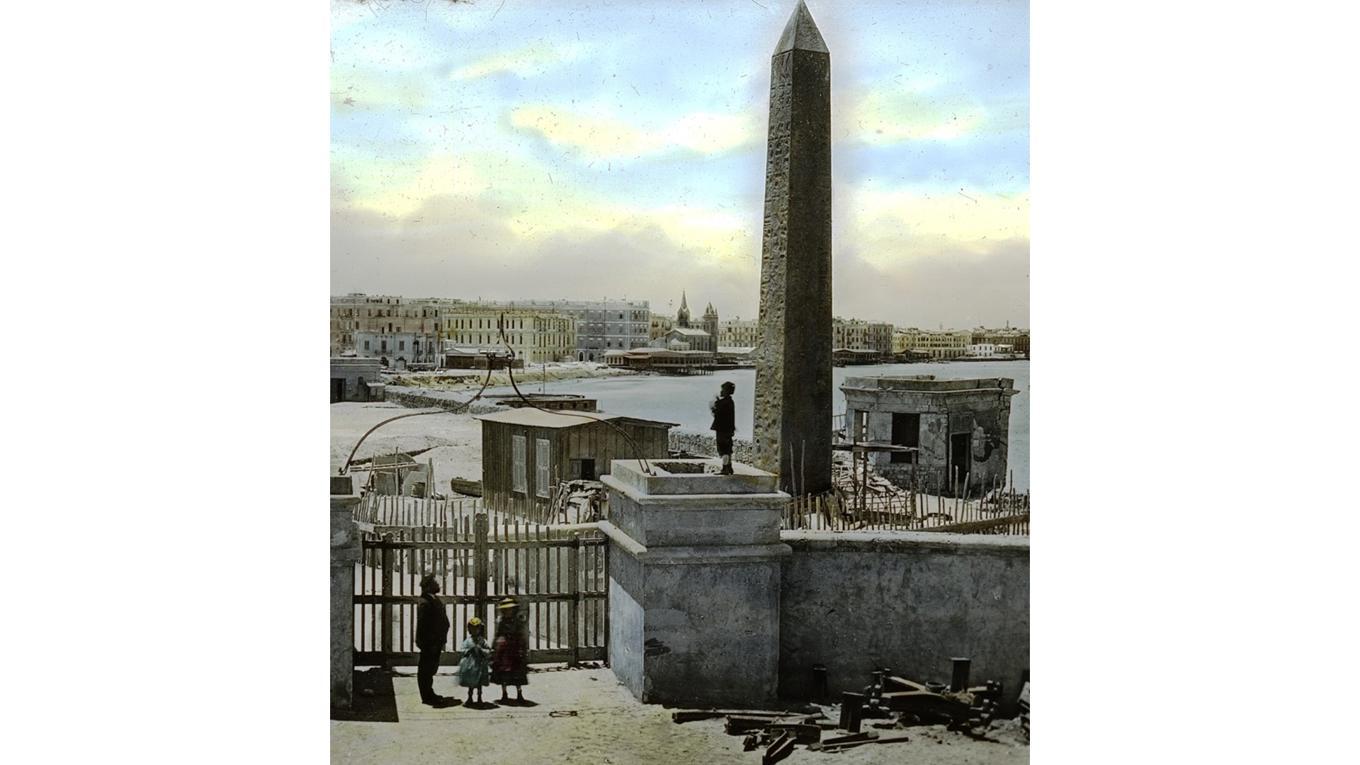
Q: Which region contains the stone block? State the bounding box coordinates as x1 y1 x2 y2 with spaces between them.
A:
603 460 787 547
604 461 792 706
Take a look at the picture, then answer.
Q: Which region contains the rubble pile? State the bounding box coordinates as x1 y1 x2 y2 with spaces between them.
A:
671 658 1027 761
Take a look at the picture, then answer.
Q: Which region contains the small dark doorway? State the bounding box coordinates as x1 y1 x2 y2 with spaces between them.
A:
950 432 972 488
572 458 597 481
331 377 346 403
891 413 919 463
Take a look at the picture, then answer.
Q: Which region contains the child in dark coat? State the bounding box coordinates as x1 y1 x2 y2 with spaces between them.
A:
490 598 529 703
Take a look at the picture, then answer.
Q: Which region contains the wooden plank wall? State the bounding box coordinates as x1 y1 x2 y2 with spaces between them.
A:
484 419 671 523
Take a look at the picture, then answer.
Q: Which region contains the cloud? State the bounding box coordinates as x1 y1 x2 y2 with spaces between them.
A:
331 67 430 113
509 105 756 160
331 194 758 316
332 188 1027 330
335 152 491 219
845 185 1028 269
832 239 1030 329
847 87 989 145
451 42 590 80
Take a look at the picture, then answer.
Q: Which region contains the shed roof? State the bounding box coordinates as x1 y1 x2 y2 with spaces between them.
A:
474 408 676 430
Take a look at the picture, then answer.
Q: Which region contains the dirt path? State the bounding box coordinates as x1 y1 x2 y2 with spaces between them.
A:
332 667 1027 765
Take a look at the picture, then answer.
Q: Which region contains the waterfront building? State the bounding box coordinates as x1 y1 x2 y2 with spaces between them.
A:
496 298 650 362
649 313 674 341
894 328 973 359
966 343 997 358
658 291 718 353
353 331 441 369
443 309 575 364
971 326 1030 357
892 330 913 355
330 294 465 356
719 316 760 348
603 347 713 375
832 317 894 354
663 326 716 353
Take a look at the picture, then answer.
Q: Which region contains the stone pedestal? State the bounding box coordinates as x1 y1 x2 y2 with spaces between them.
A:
601 459 790 706
330 492 362 709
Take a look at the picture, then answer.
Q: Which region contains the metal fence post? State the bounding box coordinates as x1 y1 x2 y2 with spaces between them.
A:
380 533 394 664
474 513 489 630
568 532 581 666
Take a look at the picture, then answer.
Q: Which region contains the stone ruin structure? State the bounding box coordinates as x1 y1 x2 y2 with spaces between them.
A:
840 375 1018 497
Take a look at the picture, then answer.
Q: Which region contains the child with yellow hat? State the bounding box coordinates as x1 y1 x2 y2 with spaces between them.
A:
458 616 491 705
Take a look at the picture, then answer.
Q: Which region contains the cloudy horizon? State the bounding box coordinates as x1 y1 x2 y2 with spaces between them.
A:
331 0 1029 329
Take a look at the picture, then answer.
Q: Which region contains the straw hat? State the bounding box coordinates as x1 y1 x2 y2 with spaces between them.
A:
496 597 519 610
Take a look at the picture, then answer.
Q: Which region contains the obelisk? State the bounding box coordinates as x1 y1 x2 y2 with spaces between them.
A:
753 1 832 496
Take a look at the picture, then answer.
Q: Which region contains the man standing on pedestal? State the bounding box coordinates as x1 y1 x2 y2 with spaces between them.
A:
711 381 737 475
416 574 450 705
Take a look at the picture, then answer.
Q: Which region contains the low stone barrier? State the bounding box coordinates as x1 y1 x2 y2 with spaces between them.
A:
667 432 756 462
383 386 502 415
778 530 1029 703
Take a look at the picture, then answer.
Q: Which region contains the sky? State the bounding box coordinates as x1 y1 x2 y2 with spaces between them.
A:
331 0 1028 329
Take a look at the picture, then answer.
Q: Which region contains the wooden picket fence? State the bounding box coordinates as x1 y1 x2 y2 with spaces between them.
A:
783 482 1030 535
352 496 608 667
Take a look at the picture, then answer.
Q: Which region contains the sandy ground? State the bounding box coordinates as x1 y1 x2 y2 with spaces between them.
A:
332 667 1028 765
331 402 483 486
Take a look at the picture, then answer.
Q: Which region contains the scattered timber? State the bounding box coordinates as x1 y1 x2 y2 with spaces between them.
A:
762 732 796 765
671 709 814 724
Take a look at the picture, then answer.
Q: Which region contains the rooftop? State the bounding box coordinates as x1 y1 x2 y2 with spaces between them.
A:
474 408 676 430
842 375 1017 393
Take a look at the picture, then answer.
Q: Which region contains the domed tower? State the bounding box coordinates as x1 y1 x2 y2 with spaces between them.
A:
702 302 720 351
677 291 692 328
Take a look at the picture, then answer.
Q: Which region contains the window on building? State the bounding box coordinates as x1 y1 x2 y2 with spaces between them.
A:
852 410 868 442
535 439 551 498
398 341 405 351
891 413 920 463
512 435 527 494
570 458 597 481
363 340 370 351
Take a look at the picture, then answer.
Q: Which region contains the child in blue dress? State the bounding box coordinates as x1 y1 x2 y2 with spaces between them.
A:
458 617 491 705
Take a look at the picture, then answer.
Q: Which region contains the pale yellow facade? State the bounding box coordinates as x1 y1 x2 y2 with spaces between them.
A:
894 328 973 359
443 309 576 364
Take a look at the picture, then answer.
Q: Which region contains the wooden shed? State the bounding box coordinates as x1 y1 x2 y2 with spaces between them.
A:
477 409 675 521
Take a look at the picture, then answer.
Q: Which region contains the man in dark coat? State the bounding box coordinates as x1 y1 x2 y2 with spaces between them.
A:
416 574 450 705
710 381 736 475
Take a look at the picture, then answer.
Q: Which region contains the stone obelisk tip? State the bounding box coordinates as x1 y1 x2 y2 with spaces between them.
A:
774 1 828 56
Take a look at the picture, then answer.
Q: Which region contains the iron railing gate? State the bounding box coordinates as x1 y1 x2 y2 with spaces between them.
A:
352 501 608 667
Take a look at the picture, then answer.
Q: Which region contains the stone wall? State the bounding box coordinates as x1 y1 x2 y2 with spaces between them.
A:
331 495 362 709
383 386 502 415
778 530 1029 702
667 432 756 463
